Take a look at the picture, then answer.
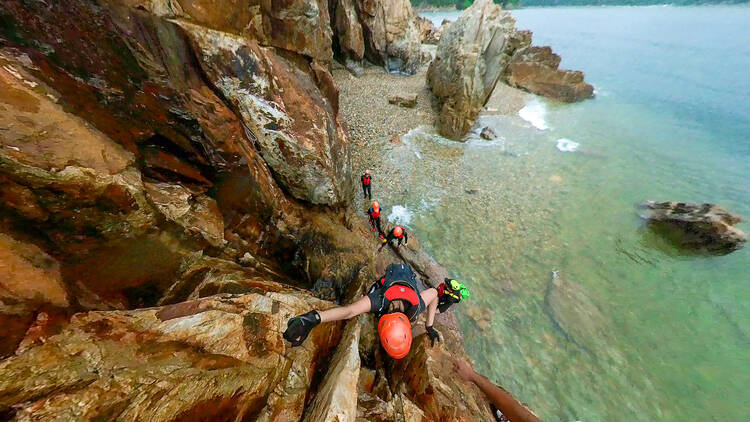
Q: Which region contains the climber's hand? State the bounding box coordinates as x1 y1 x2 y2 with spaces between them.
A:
426 325 441 347
283 310 320 347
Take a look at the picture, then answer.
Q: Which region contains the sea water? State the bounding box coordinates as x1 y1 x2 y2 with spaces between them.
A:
393 6 750 421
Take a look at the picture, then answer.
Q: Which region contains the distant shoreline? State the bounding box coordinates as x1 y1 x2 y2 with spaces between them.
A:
413 2 749 12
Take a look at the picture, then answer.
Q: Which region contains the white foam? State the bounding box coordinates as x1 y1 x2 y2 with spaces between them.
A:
518 99 549 131
388 205 413 227
556 138 580 152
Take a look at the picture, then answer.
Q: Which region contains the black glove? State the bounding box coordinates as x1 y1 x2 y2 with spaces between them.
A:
426 325 441 347
283 310 320 346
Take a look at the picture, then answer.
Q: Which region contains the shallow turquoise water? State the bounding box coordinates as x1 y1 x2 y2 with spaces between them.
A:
397 6 750 421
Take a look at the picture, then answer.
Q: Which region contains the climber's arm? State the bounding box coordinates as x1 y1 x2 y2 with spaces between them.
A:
318 295 372 322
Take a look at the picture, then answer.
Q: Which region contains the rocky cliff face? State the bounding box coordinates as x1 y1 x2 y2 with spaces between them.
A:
0 0 497 420
330 0 425 74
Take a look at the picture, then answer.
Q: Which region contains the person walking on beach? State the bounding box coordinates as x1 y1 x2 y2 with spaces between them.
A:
283 263 448 358
379 225 408 252
361 169 372 200
368 201 385 238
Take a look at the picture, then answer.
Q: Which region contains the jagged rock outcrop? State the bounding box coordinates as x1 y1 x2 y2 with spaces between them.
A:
0 290 343 421
332 0 423 74
427 0 518 140
427 2 593 139
505 43 595 103
334 0 366 61
0 0 350 207
639 201 747 253
415 15 441 45
0 233 71 357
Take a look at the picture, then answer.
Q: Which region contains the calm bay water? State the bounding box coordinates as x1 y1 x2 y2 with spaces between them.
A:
392 6 750 421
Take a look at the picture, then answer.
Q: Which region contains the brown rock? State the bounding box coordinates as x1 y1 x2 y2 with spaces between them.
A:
388 93 418 108
355 0 423 74
144 182 225 248
0 232 70 357
505 46 594 103
304 318 361 422
416 15 441 44
480 126 497 140
427 0 518 140
391 326 495 421
639 201 747 253
180 22 352 205
0 291 343 421
335 0 366 60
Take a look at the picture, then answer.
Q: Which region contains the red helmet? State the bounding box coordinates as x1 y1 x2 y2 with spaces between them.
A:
378 312 412 359
371 202 380 217
393 226 404 238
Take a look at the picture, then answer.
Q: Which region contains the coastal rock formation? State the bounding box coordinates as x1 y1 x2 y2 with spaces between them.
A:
0 291 343 421
639 201 747 253
427 3 593 139
329 0 424 73
334 0 366 61
0 0 528 419
388 93 419 108
416 15 441 45
427 0 518 140
505 45 595 103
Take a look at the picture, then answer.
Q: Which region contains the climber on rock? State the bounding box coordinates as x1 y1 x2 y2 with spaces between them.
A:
437 278 471 313
368 201 384 238
361 169 372 200
379 225 408 252
283 263 465 359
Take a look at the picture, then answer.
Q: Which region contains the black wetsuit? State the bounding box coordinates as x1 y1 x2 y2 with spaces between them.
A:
361 174 372 200
368 206 384 237
384 227 408 248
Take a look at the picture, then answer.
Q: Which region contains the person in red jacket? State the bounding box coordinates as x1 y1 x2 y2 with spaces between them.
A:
361 169 372 200
379 225 408 252
368 201 385 238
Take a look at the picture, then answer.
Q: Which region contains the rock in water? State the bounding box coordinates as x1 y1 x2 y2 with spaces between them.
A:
388 93 418 108
427 0 518 140
505 45 594 103
0 291 343 421
639 201 747 253
480 127 497 140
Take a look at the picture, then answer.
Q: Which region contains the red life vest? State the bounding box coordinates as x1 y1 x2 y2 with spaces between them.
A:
363 175 371 186
384 284 420 308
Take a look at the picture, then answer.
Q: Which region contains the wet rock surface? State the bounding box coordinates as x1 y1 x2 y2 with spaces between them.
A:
639 201 747 253
505 45 594 103
427 0 518 140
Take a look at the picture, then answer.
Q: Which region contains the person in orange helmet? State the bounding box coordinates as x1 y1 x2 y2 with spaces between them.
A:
361 169 372 200
379 225 408 252
368 201 385 238
283 264 456 359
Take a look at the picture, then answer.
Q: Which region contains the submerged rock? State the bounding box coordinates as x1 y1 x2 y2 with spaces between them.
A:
639 201 747 253
427 0 517 140
544 271 606 354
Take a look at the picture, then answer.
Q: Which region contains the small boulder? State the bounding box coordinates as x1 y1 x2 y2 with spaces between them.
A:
480 127 497 140
638 201 747 253
388 93 418 108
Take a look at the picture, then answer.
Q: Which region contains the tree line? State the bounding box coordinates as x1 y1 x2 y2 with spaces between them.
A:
411 0 747 9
